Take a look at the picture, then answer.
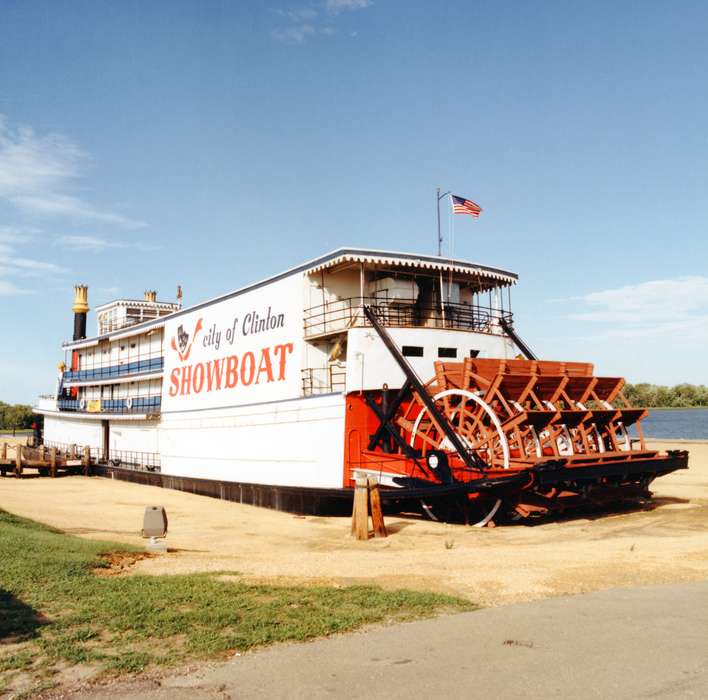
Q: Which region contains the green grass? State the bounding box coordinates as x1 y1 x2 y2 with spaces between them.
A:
0 510 475 693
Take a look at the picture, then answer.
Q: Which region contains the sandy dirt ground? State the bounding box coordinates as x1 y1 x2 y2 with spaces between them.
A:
0 440 706 606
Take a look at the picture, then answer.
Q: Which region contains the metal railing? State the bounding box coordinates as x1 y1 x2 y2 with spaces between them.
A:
63 356 163 383
43 440 91 458
302 366 347 395
57 395 162 414
44 441 161 471
103 449 161 471
303 296 513 338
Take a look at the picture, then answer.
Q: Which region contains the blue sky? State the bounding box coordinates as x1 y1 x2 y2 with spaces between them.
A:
1 0 707 404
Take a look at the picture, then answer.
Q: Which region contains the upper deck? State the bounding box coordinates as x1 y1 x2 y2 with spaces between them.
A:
302 249 516 340
61 248 517 349
42 248 519 418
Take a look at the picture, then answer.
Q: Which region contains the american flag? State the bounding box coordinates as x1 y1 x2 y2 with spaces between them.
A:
451 195 482 217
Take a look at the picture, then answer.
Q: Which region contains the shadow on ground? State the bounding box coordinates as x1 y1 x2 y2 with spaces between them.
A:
0 588 45 643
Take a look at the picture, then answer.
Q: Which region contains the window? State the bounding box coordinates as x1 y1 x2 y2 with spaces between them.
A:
402 346 424 357
469 349 480 358
438 347 457 358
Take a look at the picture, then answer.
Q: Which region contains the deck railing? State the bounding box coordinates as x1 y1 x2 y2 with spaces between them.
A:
302 366 347 395
103 449 161 471
303 296 513 338
43 441 161 471
63 356 163 383
57 395 162 414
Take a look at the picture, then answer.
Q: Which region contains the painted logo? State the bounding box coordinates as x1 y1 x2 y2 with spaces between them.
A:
171 318 203 362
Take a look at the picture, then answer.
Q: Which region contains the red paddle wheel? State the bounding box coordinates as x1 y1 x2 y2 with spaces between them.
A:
343 308 688 526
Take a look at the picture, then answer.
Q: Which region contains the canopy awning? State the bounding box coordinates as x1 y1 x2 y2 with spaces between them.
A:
305 249 518 288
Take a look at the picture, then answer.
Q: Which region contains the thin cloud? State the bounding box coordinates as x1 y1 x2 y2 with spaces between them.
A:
272 0 372 43
0 279 35 296
0 229 66 295
325 0 372 14
56 234 159 253
0 225 36 245
559 276 708 340
0 116 146 229
6 256 63 273
271 23 318 43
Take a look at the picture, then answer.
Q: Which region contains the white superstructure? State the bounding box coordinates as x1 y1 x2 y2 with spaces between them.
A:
35 248 517 488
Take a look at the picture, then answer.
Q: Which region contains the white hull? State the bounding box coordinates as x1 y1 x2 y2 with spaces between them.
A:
43 393 346 489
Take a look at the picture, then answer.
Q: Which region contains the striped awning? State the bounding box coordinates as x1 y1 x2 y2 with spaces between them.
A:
305 249 517 286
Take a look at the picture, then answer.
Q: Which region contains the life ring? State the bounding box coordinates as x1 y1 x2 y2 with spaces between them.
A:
79 398 86 410
126 397 133 410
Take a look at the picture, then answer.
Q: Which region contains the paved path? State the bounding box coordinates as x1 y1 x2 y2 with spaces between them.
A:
69 582 708 699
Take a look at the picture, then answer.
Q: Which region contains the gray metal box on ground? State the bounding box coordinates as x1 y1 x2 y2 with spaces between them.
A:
142 505 168 538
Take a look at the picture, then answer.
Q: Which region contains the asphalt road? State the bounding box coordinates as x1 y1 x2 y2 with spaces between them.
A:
67 581 708 699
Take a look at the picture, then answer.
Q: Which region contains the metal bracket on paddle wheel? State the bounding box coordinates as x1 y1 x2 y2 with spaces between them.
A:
365 388 431 478
362 305 485 472
499 317 537 361
366 380 418 456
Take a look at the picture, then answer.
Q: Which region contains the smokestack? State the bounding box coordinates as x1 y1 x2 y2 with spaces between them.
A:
72 285 89 341
144 290 157 303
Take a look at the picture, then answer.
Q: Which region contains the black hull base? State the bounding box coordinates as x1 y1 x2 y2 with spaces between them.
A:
92 449 689 521
93 465 356 516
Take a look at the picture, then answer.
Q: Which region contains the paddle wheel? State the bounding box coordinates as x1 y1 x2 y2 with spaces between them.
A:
343 307 688 525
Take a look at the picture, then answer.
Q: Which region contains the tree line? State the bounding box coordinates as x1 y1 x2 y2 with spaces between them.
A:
624 383 708 408
0 402 36 431
1 383 706 430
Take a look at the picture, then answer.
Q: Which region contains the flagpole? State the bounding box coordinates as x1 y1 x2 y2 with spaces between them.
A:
448 193 454 301
436 187 442 256
436 187 450 256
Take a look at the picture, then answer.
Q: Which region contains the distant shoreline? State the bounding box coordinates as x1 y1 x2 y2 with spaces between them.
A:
643 406 708 411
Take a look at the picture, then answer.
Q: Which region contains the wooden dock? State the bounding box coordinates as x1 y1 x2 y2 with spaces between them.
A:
0 442 91 478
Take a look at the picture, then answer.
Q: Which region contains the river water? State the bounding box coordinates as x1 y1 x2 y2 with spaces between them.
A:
638 408 708 441
5 409 708 445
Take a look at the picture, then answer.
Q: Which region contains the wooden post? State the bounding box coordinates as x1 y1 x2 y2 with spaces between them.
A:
39 445 46 462
50 448 57 478
351 476 370 540
82 446 91 476
367 477 387 538
15 445 22 478
1 442 6 460
69 444 77 459
1 443 6 477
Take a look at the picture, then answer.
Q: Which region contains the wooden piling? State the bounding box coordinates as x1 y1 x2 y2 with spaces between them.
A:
351 476 370 540
351 476 387 541
82 446 91 476
49 448 57 478
15 445 22 478
368 477 388 538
